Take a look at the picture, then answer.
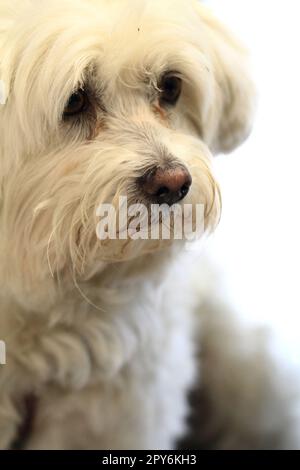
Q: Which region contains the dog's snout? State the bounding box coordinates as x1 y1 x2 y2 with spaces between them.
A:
141 166 192 205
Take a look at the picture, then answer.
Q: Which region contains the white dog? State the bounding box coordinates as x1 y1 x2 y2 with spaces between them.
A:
0 0 299 450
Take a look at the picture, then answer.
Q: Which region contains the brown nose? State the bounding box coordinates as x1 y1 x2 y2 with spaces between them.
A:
141 166 192 205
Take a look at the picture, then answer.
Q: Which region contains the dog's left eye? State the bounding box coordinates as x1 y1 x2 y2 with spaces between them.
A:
159 74 182 106
63 89 88 117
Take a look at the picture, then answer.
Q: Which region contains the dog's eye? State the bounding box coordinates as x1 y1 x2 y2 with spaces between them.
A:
64 90 88 117
159 74 182 106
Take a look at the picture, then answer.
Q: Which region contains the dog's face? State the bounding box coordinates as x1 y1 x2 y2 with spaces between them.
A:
0 0 254 297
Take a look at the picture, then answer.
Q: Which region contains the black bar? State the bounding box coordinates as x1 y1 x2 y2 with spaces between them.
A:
0 450 297 467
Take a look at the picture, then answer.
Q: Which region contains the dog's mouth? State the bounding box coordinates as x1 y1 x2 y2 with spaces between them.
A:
10 138 221 284
57 162 221 277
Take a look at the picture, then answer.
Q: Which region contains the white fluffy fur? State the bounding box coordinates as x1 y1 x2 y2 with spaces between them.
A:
0 0 299 450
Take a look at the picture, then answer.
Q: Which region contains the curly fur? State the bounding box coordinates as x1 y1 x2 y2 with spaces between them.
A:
1 0 298 450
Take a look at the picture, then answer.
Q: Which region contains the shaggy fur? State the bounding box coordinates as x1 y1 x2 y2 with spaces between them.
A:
0 0 298 449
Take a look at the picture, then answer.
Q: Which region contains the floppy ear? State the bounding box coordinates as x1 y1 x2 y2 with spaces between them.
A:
194 4 256 154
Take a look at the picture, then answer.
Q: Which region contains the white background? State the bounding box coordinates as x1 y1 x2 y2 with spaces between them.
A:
204 1 300 358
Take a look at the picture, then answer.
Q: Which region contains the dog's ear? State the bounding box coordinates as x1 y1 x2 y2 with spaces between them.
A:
194 4 256 154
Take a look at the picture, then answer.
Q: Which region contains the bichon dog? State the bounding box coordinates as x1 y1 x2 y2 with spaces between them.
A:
0 0 299 450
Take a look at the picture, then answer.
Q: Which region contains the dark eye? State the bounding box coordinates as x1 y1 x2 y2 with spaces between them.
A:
63 89 88 117
159 74 182 106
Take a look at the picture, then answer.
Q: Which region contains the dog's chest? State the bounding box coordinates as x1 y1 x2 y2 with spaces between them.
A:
12 272 197 449
60 275 195 389
7 268 195 389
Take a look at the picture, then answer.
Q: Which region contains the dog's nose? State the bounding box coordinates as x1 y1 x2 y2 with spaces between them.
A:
142 166 192 205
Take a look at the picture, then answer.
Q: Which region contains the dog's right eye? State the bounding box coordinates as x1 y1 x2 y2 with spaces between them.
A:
63 90 88 117
159 73 182 107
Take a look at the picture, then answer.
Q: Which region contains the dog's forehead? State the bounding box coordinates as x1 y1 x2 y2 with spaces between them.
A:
24 0 199 56
12 0 201 85
1 0 205 115
26 0 196 31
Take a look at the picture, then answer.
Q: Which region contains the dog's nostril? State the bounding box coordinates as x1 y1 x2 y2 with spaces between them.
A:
156 186 170 199
141 166 192 205
180 184 190 198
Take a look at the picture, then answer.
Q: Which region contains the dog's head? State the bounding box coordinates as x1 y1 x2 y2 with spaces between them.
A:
0 0 255 298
